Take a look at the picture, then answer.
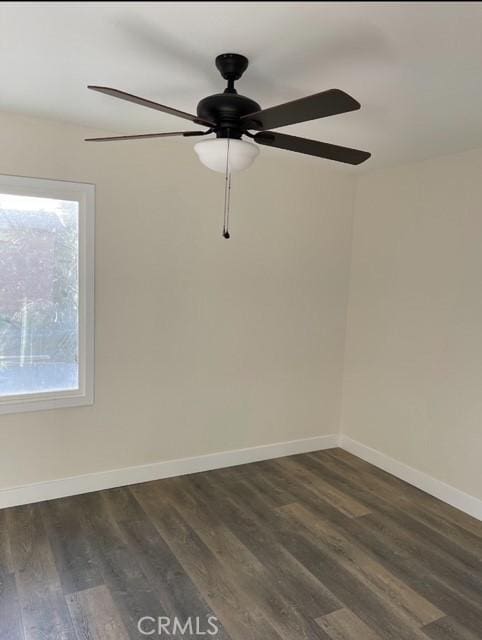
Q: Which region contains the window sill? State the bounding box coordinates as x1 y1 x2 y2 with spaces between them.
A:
0 389 94 415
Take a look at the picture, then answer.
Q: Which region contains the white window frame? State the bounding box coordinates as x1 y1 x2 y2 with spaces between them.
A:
0 174 94 414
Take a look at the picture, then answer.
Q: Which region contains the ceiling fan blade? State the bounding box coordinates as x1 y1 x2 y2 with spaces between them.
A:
85 130 208 142
241 89 360 131
254 131 370 165
88 86 215 127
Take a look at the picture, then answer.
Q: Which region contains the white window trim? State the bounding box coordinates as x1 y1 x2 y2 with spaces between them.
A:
0 174 94 415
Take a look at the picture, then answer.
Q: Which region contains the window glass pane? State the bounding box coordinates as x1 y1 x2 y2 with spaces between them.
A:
0 193 79 396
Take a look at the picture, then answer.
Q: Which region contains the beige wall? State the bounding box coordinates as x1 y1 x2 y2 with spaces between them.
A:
0 111 355 490
342 147 482 500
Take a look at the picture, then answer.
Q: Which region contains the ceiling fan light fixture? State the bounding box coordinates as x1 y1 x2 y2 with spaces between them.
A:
194 138 259 173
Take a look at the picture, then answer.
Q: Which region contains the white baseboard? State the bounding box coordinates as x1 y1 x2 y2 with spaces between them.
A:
0 433 339 509
3 431 480 521
340 435 482 522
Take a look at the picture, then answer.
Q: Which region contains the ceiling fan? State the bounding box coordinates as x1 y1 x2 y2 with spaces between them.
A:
86 53 370 236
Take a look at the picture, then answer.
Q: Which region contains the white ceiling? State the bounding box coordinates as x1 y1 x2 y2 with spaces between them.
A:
2 1 482 171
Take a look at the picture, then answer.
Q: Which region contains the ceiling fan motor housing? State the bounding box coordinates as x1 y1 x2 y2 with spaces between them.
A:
197 93 261 139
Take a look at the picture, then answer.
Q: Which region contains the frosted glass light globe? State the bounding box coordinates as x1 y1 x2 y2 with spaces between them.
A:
194 138 259 173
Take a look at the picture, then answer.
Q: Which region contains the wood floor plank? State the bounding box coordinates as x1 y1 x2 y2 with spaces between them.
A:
205 463 295 508
320 449 440 513
197 470 431 640
187 470 342 619
280 502 444 627
255 459 368 537
0 571 24 640
316 608 383 640
74 491 169 640
101 487 147 524
133 483 280 640
0 508 23 639
422 615 482 640
324 449 482 538
7 504 38 574
191 518 326 640
306 452 482 561
150 476 331 639
298 451 418 527
360 510 482 607
0 509 13 573
334 511 482 637
404 491 482 540
66 585 130 640
403 504 482 559
230 454 482 636
41 497 103 595
7 504 77 640
381 506 482 577
269 456 482 638
112 490 231 639
268 508 430 640
297 453 482 592
276 456 371 517
243 467 296 507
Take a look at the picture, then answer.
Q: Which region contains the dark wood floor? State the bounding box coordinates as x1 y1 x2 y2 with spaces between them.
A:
1 448 482 640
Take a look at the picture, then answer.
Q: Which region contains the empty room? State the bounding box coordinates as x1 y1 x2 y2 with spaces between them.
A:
0 2 481 639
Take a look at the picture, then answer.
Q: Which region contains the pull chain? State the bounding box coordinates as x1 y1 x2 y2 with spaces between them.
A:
223 135 231 239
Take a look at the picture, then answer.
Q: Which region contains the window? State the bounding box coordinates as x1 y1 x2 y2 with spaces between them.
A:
0 175 94 414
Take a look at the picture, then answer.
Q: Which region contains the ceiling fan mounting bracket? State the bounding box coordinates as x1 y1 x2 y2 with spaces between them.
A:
215 53 249 83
